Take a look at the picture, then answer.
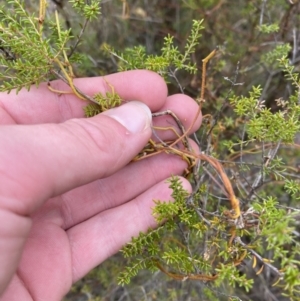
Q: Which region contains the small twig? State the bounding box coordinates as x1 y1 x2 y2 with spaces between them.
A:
201 165 228 197
259 0 268 26
178 223 200 273
207 61 242 138
248 141 282 199
234 236 284 278
168 68 185 94
68 18 89 59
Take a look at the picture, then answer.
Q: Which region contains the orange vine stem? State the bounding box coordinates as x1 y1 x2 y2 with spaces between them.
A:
155 260 218 282
168 48 217 149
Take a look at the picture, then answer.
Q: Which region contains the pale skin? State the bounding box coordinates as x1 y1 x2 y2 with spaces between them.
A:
0 70 202 301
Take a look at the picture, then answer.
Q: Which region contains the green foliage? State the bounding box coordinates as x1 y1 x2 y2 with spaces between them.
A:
119 176 300 299
104 19 204 80
279 56 300 89
215 264 254 292
84 88 122 117
262 44 291 68
252 198 300 298
0 0 70 92
1 1 300 301
69 0 101 20
230 85 300 143
284 179 300 201
258 23 280 34
230 85 264 118
118 178 245 288
0 0 101 94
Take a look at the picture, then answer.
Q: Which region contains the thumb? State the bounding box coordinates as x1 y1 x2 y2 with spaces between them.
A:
0 101 152 214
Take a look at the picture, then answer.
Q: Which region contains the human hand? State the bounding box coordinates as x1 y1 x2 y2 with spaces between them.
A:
0 70 201 301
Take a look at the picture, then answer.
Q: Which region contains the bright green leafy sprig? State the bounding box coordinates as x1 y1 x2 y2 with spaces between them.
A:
230 85 300 143
258 23 280 34
252 197 300 298
284 179 300 201
69 0 101 20
262 43 291 68
84 89 122 117
0 0 101 93
105 19 204 80
119 174 300 300
0 0 71 92
118 177 251 291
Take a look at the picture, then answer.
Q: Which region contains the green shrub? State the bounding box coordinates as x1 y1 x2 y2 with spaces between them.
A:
1 1 300 300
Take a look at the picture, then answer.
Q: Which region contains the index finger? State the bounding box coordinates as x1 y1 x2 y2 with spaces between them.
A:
0 70 168 125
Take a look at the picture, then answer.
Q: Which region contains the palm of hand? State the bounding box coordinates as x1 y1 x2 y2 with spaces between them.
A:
0 71 200 300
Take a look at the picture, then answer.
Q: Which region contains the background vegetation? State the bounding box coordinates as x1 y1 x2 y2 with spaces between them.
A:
1 0 300 300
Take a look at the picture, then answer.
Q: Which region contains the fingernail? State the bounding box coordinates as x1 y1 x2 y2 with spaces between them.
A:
102 101 152 133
